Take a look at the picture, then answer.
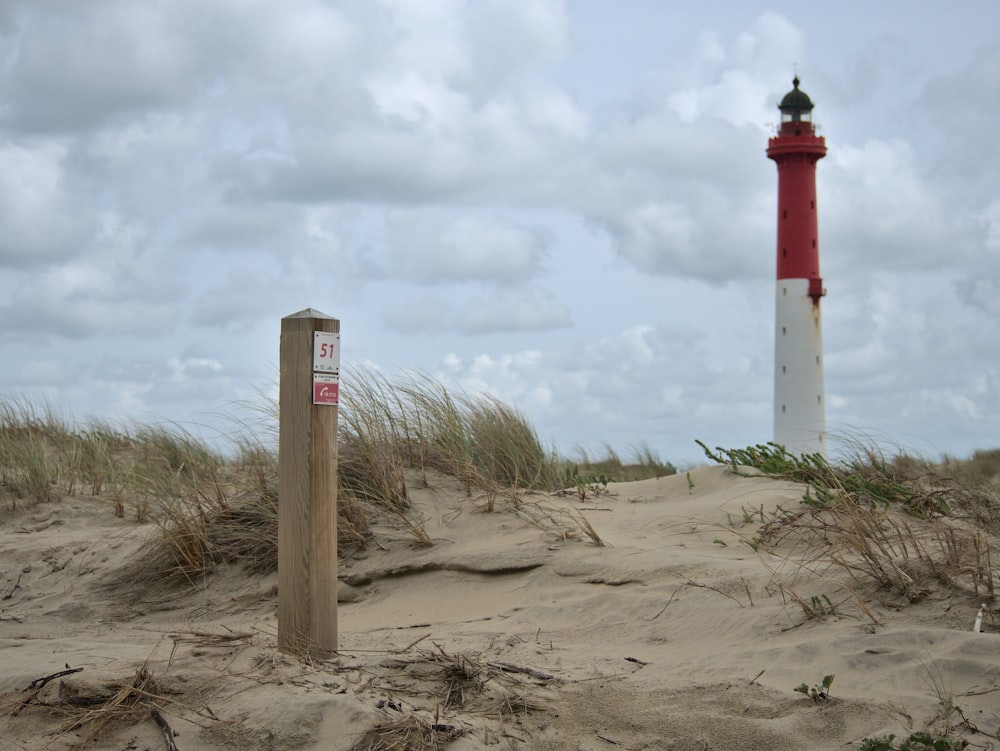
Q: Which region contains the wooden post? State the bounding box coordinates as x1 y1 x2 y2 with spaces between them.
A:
278 308 339 657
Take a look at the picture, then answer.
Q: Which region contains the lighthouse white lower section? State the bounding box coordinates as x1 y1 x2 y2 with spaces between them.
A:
774 278 827 457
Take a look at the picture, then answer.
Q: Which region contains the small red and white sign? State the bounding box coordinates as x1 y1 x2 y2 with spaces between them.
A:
313 373 340 405
313 331 341 373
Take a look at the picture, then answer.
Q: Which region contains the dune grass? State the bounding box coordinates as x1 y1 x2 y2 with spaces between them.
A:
0 398 69 506
701 439 1000 617
7 383 996 600
570 442 677 483
0 373 672 584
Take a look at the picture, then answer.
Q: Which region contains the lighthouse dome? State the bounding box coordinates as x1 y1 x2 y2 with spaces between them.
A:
778 77 814 122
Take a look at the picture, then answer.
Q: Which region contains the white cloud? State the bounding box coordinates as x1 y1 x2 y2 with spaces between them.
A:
919 388 982 421
0 139 90 264
382 284 571 335
368 71 471 130
667 11 804 127
437 319 770 461
381 293 454 335
0 213 185 338
978 200 1000 252
379 211 551 284
2 3 196 133
455 285 571 334
169 357 225 382
0 4 997 462
614 201 698 273
959 278 1000 318
824 138 959 271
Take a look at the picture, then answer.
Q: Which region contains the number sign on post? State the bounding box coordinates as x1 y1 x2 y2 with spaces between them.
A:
313 332 341 406
313 332 340 372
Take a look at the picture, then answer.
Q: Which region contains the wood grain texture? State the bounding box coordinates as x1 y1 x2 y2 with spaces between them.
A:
278 310 339 657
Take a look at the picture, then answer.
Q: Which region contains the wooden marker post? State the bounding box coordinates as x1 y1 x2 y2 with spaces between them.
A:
278 308 340 657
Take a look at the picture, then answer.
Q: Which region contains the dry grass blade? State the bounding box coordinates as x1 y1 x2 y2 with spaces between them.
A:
822 496 995 602
572 508 606 547
369 643 554 727
482 686 550 717
395 371 562 499
350 714 464 751
756 546 881 625
204 494 279 573
169 628 255 647
709 439 999 616
512 501 606 546
398 372 478 495
751 490 995 623
7 658 225 748
54 666 162 745
339 365 411 512
379 648 485 709
0 397 68 506
7 377 662 593
389 507 434 546
461 393 560 492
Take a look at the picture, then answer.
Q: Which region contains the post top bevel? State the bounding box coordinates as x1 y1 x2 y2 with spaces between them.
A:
283 307 335 320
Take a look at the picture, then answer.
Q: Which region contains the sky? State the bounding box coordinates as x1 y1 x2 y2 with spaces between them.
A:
1 1 998 466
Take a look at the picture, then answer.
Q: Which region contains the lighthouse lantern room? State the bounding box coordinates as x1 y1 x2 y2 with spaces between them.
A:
767 77 828 457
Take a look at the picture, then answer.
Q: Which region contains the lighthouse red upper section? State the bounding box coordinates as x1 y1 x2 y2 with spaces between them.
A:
767 78 826 296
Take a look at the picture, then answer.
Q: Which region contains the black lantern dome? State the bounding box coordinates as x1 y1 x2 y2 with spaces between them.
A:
778 76 814 123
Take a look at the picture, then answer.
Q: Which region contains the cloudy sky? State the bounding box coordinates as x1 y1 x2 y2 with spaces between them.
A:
1 1 998 465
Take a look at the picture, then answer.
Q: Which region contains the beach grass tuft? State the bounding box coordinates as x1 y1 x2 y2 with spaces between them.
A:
2 371 673 585
703 438 1000 618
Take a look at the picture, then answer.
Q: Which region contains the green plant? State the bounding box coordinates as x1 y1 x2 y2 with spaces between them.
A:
794 674 834 702
695 438 993 521
808 594 836 618
573 472 610 500
686 471 694 493
858 731 967 750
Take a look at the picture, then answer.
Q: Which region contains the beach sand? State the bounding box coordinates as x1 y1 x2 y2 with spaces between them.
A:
2 466 998 750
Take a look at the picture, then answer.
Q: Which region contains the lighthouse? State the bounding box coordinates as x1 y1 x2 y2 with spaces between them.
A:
767 77 827 457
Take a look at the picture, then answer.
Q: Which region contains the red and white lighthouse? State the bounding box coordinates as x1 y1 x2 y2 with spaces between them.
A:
767 77 827 457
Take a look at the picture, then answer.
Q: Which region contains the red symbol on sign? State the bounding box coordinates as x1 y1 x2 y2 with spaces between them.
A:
313 381 339 405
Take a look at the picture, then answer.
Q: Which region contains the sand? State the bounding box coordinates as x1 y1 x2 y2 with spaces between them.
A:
2 466 999 750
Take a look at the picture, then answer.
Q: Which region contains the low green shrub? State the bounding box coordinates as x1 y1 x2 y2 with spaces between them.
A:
859 731 967 750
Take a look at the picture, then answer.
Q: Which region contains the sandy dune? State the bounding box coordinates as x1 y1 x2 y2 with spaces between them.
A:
2 466 998 750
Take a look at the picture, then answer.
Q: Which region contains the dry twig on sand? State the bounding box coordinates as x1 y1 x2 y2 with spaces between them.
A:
12 666 84 716
151 708 181 751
